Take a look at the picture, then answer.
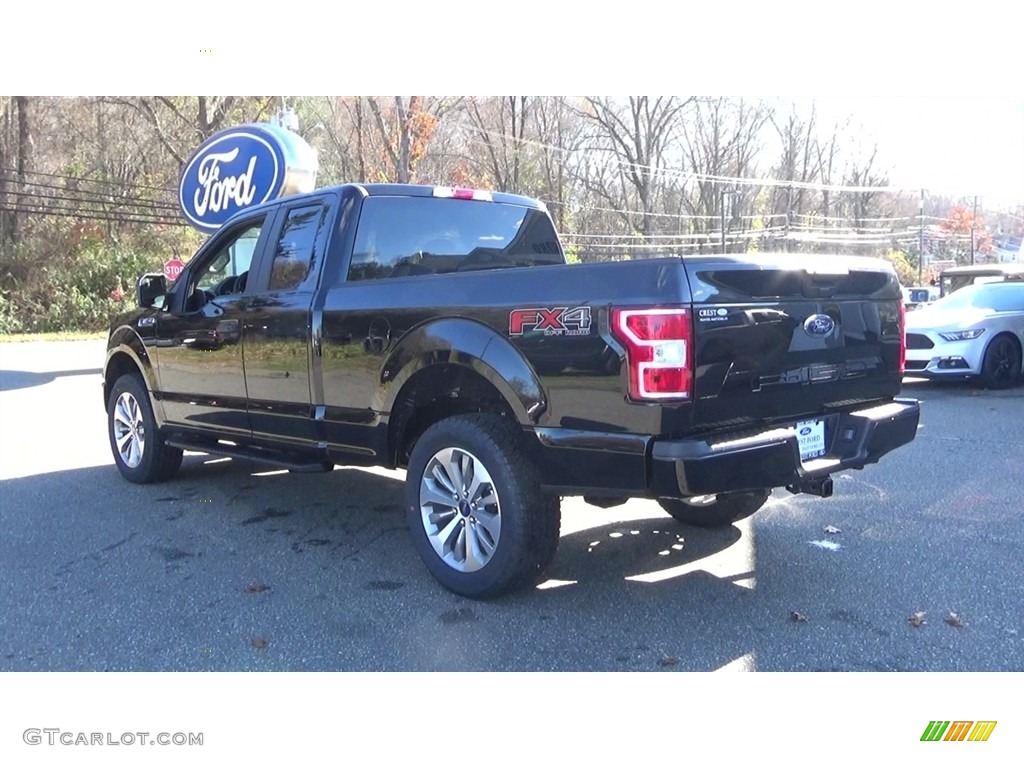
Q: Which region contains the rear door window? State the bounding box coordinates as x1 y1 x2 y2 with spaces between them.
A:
348 197 563 281
268 204 325 291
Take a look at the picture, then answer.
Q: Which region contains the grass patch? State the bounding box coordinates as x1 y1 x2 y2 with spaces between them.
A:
0 330 108 343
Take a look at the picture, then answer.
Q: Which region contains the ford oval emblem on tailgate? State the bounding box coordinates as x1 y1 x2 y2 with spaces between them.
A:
803 314 836 337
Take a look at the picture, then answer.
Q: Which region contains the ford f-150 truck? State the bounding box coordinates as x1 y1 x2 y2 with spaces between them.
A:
103 183 920 598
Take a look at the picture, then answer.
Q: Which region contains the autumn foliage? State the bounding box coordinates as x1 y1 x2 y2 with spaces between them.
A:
941 205 992 255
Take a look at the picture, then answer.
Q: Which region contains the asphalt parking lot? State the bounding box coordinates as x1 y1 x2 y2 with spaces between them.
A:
1 340 1022 671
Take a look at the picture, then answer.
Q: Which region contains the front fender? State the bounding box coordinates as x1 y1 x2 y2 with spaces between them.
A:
104 325 165 422
378 317 546 425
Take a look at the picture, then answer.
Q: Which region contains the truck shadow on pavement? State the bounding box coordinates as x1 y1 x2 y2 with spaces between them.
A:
0 368 102 392
1 455 775 672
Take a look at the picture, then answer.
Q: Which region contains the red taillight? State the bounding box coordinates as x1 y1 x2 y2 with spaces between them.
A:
611 308 693 401
899 300 907 375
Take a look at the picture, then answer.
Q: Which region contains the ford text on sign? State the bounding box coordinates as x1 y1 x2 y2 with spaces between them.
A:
178 128 284 233
177 123 319 234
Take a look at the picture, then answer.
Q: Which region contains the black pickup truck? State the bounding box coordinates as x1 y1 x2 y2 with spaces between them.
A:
103 183 920 598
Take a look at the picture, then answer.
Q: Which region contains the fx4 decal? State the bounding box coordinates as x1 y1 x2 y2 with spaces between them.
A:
509 306 592 337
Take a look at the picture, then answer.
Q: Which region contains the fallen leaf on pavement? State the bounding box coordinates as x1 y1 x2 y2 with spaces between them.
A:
908 611 927 628
790 611 808 622
823 525 841 535
659 653 677 667
244 584 269 593
251 637 269 649
945 612 966 629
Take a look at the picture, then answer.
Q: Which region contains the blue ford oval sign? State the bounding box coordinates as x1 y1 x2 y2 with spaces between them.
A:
178 123 318 233
803 314 836 338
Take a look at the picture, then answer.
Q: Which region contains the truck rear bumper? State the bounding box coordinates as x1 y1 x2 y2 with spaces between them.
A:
648 398 921 499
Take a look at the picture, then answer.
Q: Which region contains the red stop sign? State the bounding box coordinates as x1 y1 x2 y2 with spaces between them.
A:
163 259 186 281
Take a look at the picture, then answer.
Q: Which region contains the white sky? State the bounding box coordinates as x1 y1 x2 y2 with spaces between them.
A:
4 6 1021 210
797 97 1024 208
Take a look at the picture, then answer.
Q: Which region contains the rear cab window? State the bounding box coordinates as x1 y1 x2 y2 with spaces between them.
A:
347 196 564 282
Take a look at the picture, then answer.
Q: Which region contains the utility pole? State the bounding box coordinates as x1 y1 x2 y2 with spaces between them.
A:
970 194 978 265
721 188 734 254
720 188 726 254
918 188 925 285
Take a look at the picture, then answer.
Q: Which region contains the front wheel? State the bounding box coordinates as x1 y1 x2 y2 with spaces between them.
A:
404 413 561 599
658 489 770 528
107 373 182 484
979 334 1022 390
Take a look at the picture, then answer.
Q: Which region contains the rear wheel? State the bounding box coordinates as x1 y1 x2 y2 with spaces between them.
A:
979 334 1022 389
405 413 560 599
658 489 770 528
107 373 182 484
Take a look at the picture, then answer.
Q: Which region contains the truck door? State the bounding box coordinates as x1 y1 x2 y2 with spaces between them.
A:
242 198 334 447
155 211 276 436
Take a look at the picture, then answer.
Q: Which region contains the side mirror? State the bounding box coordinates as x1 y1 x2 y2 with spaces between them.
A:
137 273 167 309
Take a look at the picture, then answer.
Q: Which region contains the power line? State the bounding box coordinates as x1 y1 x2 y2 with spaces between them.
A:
0 174 178 206
0 204 185 227
0 166 178 194
793 212 928 223
552 200 789 221
458 124 915 194
3 186 180 215
562 229 788 240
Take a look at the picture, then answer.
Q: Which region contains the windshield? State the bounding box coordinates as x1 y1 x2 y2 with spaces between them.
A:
931 283 1024 313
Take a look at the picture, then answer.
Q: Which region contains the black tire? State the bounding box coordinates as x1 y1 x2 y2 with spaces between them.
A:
107 373 183 484
658 489 770 529
979 334 1022 390
404 413 561 599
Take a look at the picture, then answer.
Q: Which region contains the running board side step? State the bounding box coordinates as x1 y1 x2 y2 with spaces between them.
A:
164 438 331 472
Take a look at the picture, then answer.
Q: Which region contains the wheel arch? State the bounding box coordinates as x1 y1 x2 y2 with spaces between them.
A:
984 330 1024 374
103 327 162 421
379 318 547 467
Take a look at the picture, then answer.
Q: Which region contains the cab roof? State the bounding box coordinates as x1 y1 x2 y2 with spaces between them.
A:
231 183 547 221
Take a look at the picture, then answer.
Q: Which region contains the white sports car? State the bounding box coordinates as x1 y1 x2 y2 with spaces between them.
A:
905 281 1024 389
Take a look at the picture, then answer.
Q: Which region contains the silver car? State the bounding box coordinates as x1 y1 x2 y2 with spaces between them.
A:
905 282 1024 389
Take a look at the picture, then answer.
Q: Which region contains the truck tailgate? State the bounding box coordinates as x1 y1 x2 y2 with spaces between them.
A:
683 255 904 431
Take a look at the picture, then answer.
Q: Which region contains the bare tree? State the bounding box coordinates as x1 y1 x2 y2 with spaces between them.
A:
0 97 15 241
769 103 821 226
466 97 535 194
680 98 771 248
9 96 36 243
99 97 276 168
844 144 885 229
578 96 694 236
365 97 462 183
816 120 843 221
533 96 586 231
